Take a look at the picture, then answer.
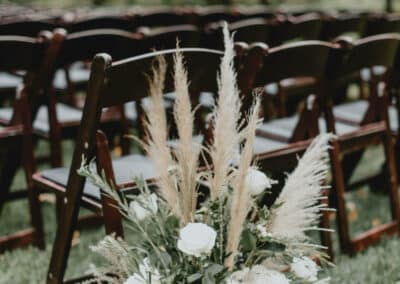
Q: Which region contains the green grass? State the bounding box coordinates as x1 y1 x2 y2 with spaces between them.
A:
2 140 400 283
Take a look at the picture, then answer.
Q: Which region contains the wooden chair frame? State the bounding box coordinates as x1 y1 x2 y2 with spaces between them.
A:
244 41 336 259
34 48 224 283
324 34 400 254
0 32 60 252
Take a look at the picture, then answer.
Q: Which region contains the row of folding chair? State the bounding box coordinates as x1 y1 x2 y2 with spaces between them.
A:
3 12 400 60
15 33 398 283
246 35 400 257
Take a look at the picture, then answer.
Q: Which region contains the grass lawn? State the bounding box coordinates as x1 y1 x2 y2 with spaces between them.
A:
1 139 400 283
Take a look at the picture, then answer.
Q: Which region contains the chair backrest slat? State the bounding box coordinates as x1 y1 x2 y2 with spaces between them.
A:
254 40 335 86
139 25 201 52
0 20 56 37
328 34 400 80
102 48 223 107
67 16 134 33
0 36 45 70
320 13 366 41
270 13 322 46
56 29 141 67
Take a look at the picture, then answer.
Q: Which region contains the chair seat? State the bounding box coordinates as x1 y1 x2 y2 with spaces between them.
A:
0 72 22 90
257 115 358 141
39 154 156 200
125 98 174 123
34 103 83 134
264 77 316 96
333 101 368 125
252 136 288 155
333 100 398 132
167 134 204 149
0 103 83 134
53 63 91 90
164 92 215 108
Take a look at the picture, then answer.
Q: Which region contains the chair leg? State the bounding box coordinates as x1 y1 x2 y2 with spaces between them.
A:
55 193 64 226
47 193 81 284
0 142 21 213
50 139 63 168
382 132 400 227
329 140 352 254
26 184 45 249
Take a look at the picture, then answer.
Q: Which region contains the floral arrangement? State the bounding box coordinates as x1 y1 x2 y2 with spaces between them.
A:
79 24 333 284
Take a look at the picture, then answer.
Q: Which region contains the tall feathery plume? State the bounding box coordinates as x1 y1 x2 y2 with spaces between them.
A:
208 23 242 200
225 98 261 270
266 134 333 240
172 47 200 223
143 55 181 218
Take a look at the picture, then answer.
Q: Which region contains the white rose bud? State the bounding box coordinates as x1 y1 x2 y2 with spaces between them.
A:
177 223 217 257
129 193 158 221
245 168 276 196
291 257 319 282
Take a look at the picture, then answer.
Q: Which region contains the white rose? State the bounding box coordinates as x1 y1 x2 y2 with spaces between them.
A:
291 257 319 282
226 266 290 284
129 193 158 221
177 222 217 257
124 258 161 284
245 168 277 196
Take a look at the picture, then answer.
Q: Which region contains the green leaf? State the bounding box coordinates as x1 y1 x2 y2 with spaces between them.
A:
187 273 203 283
262 241 286 252
205 263 224 275
241 229 257 252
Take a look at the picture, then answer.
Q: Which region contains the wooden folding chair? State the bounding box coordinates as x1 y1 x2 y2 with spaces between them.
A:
0 33 59 252
239 41 338 259
321 34 400 254
229 18 271 44
32 48 225 283
262 14 323 117
0 19 56 37
319 12 366 41
0 20 57 104
365 13 400 36
138 24 201 51
269 13 323 47
35 29 145 167
201 18 272 52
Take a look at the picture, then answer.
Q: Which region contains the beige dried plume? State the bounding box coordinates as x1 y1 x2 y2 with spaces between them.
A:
172 47 201 223
266 133 333 240
208 22 242 200
142 55 181 218
224 98 261 270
